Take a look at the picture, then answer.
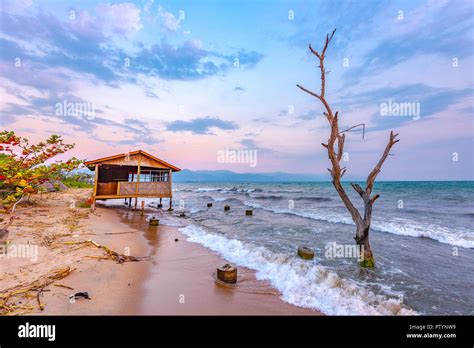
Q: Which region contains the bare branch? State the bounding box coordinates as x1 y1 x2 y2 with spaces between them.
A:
0 195 25 230
351 183 365 198
366 131 399 195
337 133 345 162
308 44 321 59
321 29 337 57
297 29 362 225
340 123 366 139
370 194 380 205
296 84 321 100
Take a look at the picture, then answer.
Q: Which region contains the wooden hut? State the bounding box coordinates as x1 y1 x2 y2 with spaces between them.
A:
84 150 181 209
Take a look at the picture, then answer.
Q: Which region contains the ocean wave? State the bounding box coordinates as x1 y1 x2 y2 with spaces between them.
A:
173 188 194 192
180 224 416 315
195 187 262 194
195 187 229 192
460 212 474 217
248 194 331 202
297 196 332 202
266 189 305 194
249 194 285 200
212 197 227 202
229 187 262 193
243 202 474 249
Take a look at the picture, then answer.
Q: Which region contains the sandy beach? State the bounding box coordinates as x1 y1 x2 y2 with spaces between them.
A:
0 189 319 315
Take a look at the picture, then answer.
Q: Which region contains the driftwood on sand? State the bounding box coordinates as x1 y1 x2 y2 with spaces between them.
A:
63 239 143 264
0 266 74 315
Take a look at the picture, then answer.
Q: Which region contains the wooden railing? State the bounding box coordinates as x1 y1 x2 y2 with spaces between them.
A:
117 181 171 196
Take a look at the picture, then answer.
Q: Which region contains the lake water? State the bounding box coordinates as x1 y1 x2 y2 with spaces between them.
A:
109 181 474 315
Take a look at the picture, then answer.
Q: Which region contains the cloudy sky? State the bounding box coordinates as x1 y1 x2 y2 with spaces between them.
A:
1 0 473 179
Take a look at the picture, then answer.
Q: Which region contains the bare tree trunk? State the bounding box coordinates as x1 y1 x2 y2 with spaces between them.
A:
297 29 399 268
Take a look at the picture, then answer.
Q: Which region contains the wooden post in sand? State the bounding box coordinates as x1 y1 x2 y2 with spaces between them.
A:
135 156 141 210
91 164 99 211
168 169 173 211
141 201 145 215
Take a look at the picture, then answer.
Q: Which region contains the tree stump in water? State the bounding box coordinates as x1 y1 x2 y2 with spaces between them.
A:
217 264 237 284
149 217 159 226
297 246 314 260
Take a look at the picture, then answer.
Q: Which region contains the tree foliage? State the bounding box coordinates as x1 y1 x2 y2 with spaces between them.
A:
0 131 82 211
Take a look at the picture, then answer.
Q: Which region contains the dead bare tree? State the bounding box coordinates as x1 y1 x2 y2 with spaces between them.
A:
297 29 399 268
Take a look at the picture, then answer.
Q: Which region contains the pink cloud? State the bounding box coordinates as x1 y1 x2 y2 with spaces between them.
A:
95 2 143 37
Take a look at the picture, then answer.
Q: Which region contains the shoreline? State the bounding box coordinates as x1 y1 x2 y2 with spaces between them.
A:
1 189 321 315
113 204 320 315
118 209 319 315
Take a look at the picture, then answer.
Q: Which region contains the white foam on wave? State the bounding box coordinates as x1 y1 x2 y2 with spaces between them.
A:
195 187 259 194
212 197 227 202
243 202 474 249
195 187 226 192
180 224 416 315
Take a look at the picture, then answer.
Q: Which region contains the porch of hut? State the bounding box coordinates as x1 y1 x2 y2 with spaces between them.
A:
85 150 181 210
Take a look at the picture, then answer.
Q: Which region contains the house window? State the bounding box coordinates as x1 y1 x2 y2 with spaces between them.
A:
129 170 169 182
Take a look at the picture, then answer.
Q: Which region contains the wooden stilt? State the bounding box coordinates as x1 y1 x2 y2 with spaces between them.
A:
134 197 138 210
168 197 173 211
141 201 145 215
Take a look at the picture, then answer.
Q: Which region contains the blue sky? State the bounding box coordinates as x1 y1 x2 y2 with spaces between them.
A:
1 0 473 179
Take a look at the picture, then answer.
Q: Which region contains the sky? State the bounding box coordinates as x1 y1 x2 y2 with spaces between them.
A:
0 0 473 180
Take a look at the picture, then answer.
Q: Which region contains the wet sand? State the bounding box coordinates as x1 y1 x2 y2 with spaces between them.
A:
119 208 319 315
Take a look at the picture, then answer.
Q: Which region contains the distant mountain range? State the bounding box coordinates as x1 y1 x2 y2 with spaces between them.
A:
173 169 329 182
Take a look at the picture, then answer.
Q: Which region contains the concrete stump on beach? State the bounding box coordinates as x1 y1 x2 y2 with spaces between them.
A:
224 205 230 211
207 203 213 208
149 217 159 226
245 209 253 216
217 264 237 284
297 246 314 260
